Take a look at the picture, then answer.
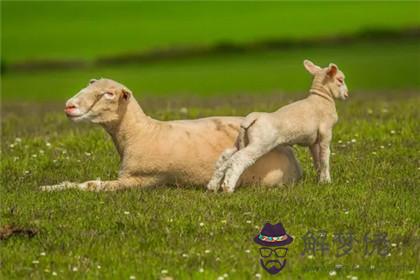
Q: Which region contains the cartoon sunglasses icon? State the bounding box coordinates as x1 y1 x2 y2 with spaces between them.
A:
259 247 288 258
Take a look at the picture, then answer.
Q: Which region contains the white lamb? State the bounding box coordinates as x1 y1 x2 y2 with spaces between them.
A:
207 60 349 193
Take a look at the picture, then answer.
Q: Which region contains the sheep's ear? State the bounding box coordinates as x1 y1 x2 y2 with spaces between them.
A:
121 88 132 101
327 63 338 77
303 59 321 75
89 79 97 84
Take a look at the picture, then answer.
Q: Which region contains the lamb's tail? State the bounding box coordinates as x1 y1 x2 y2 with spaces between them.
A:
236 114 258 150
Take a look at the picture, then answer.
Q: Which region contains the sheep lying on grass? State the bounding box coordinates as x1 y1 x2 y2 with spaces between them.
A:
41 78 302 191
208 60 348 193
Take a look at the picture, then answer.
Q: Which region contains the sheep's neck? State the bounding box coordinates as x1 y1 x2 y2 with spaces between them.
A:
102 99 150 158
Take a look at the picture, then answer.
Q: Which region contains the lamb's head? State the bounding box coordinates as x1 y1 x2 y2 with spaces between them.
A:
304 59 349 100
65 78 132 123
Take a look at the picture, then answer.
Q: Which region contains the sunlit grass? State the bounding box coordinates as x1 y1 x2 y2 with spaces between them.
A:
1 92 419 279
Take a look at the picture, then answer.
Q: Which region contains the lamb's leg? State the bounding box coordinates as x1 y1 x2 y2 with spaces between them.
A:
221 142 276 193
318 132 332 184
207 148 238 192
309 143 321 174
41 176 158 192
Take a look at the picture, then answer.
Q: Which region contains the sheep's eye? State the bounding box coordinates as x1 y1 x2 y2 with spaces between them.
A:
102 91 115 99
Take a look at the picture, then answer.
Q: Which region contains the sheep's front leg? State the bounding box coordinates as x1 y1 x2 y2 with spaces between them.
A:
41 177 157 192
41 180 123 191
40 181 80 191
318 132 332 184
309 143 321 174
207 148 238 192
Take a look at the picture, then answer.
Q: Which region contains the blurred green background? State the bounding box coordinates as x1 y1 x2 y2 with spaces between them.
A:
2 1 420 101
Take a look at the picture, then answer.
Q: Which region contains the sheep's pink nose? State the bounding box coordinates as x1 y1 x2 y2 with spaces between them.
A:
64 103 77 113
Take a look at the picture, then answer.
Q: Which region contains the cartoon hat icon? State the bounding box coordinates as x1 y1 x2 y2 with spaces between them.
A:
254 223 293 246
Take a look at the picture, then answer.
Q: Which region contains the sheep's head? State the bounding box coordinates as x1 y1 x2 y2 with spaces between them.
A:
304 59 349 100
65 78 132 123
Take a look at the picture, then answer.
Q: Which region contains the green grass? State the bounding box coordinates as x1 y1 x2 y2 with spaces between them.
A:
2 1 419 62
1 92 419 279
2 40 420 101
1 1 419 278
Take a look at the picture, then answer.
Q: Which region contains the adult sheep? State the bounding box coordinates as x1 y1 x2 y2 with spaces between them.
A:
42 78 302 191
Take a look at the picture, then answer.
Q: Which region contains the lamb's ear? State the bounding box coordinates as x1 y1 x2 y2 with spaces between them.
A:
327 63 338 77
121 88 132 101
89 79 97 84
303 59 321 75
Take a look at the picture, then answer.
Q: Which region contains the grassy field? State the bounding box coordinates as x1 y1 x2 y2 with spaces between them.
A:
2 1 420 62
1 92 419 279
1 1 420 279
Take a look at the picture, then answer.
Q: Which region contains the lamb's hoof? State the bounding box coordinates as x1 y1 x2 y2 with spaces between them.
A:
319 177 331 184
221 183 235 193
206 181 220 192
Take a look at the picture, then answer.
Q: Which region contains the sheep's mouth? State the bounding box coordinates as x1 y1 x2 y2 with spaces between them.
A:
66 112 82 118
65 105 95 120
65 111 89 121
65 110 84 118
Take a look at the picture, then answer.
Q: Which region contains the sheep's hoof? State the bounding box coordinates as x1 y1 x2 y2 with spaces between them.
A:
40 185 55 192
40 181 72 191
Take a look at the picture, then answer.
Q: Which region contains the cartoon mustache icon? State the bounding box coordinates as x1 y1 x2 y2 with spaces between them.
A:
259 259 287 275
